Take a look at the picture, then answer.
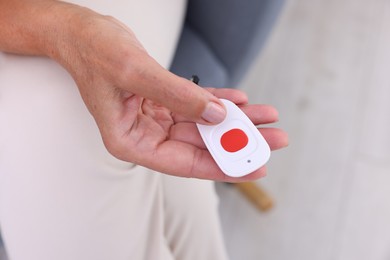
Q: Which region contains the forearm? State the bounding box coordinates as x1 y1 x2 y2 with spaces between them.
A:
0 0 54 55
0 0 89 59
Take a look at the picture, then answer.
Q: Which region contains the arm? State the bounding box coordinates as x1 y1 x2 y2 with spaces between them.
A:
0 0 64 55
0 0 224 121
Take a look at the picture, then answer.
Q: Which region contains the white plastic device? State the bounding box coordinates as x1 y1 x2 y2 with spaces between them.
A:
197 99 271 177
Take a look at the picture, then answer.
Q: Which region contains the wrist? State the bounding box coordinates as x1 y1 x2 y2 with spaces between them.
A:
0 0 53 55
33 1 97 62
0 0 95 60
40 2 108 76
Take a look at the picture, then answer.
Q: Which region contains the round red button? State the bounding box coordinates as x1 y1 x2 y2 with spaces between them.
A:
220 128 248 152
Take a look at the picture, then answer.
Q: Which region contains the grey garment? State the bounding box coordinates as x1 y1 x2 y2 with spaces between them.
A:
0 235 8 260
171 0 285 87
170 26 229 88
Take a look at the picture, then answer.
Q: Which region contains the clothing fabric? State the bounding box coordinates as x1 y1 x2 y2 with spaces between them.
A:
0 1 228 259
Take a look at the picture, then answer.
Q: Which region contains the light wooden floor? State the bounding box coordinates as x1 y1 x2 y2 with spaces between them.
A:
217 0 390 259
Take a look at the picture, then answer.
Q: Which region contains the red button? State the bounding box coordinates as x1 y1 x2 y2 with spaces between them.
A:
220 128 248 152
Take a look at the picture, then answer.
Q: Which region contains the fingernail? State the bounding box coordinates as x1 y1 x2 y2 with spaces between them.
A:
202 102 226 123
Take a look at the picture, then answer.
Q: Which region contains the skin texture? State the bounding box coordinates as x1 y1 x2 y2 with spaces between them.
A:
0 0 288 182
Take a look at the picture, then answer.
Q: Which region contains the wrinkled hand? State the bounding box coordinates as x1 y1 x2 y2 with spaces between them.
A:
49 3 288 182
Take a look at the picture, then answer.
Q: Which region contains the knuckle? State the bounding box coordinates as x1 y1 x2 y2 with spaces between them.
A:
114 48 148 86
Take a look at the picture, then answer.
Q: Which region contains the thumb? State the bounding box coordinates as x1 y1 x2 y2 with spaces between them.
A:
127 57 227 124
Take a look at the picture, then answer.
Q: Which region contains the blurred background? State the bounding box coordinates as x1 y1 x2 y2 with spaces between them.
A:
1 0 389 260
216 0 390 259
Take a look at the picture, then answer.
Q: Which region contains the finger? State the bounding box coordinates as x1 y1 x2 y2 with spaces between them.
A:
171 121 288 151
204 88 249 105
170 123 206 148
239 104 279 125
146 141 267 182
123 56 227 125
260 128 289 150
169 118 289 150
173 103 278 124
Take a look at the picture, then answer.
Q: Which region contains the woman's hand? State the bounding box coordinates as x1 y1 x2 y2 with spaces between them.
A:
0 1 288 182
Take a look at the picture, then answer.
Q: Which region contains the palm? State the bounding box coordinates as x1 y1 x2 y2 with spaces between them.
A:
119 95 211 177
109 90 287 182
129 97 178 156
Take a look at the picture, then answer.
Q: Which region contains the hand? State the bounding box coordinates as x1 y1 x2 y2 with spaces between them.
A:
128 88 288 182
47 3 288 182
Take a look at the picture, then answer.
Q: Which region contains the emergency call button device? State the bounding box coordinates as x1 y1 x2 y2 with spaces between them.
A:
197 99 271 177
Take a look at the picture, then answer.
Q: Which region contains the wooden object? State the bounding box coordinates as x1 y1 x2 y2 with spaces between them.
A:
235 182 274 212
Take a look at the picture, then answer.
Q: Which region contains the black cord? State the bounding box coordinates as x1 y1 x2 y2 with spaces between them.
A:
190 75 200 85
